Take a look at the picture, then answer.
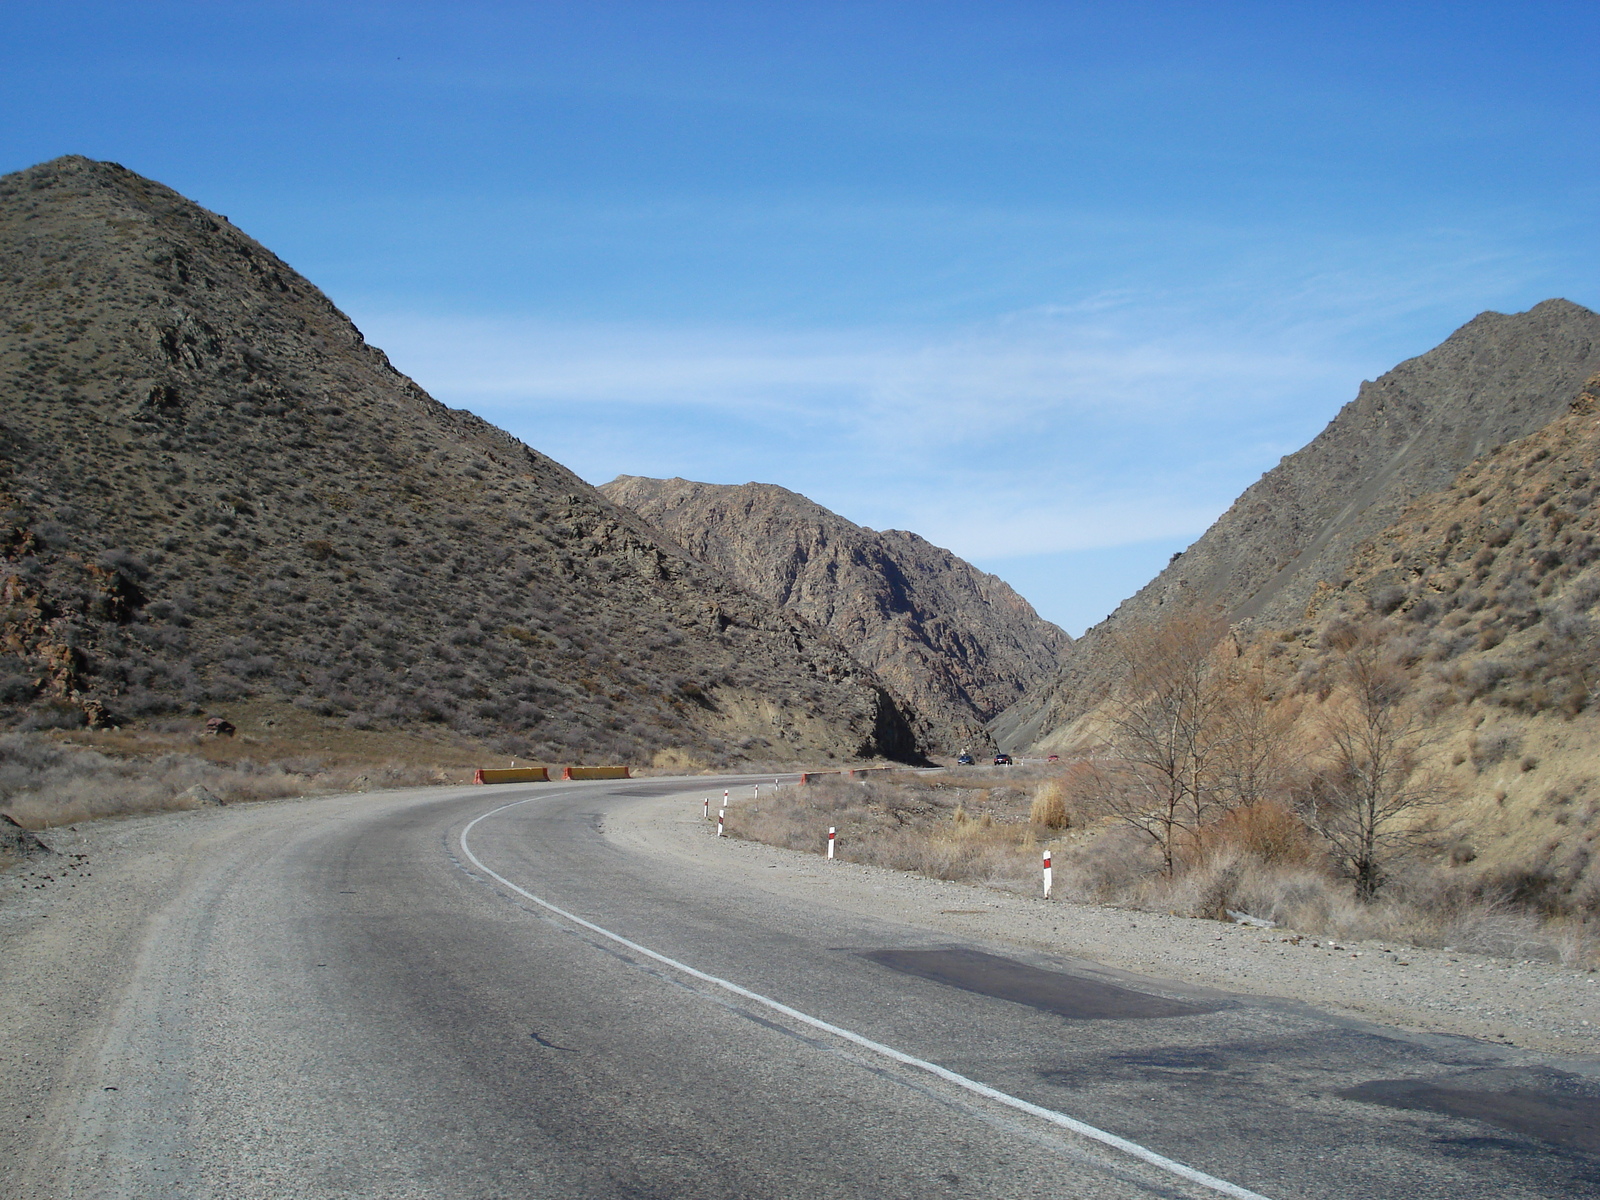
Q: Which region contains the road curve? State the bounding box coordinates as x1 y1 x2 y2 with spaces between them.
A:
5 777 1598 1198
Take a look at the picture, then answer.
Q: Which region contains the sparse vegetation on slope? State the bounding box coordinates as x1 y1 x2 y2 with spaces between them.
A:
997 300 1600 751
0 156 924 768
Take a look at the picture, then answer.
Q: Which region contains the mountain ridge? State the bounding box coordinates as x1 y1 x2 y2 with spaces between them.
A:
600 475 1070 752
994 298 1600 752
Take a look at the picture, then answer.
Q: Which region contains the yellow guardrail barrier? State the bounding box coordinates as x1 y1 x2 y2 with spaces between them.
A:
561 766 631 780
474 767 550 784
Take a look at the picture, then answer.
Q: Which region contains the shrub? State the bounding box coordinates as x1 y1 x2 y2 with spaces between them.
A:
1371 585 1407 616
1197 800 1316 866
19 704 86 731
1465 658 1512 697
1470 727 1521 770
1028 779 1070 828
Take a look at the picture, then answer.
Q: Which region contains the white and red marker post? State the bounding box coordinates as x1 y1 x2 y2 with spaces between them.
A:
717 808 725 837
1043 847 1053 899
704 797 710 820
827 826 836 860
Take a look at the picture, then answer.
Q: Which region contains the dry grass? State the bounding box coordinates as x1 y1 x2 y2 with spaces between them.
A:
1028 778 1071 828
728 769 1600 969
0 709 484 830
727 770 1049 890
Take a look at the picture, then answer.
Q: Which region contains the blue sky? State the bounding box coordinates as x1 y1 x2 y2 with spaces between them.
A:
4 2 1598 633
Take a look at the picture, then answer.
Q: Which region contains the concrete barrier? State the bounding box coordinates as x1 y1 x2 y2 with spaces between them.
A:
561 766 631 780
474 767 550 784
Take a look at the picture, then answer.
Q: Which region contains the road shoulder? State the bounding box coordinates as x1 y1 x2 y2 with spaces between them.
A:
606 784 1600 1062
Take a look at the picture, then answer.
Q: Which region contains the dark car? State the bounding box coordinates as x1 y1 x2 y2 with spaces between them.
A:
956 752 975 765
993 753 1014 766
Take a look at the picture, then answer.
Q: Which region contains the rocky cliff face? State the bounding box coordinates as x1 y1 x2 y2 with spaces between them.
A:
599 476 1070 751
0 156 924 765
995 299 1600 752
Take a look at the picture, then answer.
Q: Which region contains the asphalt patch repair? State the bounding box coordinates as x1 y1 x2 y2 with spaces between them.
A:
863 947 1221 1020
1340 1076 1600 1154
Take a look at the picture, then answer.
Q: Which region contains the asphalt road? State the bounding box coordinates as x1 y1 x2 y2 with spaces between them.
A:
10 777 1600 1198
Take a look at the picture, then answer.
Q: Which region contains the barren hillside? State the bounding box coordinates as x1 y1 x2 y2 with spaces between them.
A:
600 475 1070 751
0 156 924 766
995 300 1600 751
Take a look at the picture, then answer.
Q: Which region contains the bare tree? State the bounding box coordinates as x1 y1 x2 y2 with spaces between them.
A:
1095 610 1229 875
1298 631 1443 900
1209 661 1301 812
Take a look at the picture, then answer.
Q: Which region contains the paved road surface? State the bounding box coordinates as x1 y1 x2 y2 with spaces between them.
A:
8 776 1599 1198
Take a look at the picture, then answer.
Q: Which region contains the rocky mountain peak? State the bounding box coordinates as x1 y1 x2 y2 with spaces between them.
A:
601 475 1070 751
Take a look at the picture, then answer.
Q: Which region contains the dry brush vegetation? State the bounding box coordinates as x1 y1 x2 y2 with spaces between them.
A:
0 701 490 849
728 601 1600 970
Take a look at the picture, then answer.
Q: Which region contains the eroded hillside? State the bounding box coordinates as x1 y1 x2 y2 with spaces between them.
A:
1272 373 1600 914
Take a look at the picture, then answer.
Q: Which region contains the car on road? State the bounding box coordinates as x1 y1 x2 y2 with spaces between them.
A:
956 752 975 765
993 753 1013 766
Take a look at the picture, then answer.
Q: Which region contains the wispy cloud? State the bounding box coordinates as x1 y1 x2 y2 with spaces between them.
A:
356 304 1359 562
345 196 1580 577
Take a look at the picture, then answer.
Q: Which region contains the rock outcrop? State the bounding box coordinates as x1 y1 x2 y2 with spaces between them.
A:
0 156 924 765
601 476 1070 751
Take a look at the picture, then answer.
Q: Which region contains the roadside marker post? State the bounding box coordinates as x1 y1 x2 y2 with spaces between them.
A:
717 809 725 837
753 784 759 802
1043 848 1053 899
827 827 836 860
704 798 710 820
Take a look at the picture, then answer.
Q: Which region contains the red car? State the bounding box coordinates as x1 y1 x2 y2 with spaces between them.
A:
993 753 1013 766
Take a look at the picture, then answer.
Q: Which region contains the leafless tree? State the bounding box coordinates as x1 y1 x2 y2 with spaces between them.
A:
1210 661 1301 812
1095 610 1230 875
1298 631 1444 900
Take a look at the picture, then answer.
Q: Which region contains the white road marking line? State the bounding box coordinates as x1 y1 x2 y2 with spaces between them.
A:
459 792 1276 1200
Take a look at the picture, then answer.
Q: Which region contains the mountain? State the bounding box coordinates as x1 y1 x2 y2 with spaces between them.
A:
1218 373 1600 914
0 156 923 766
1301 370 1600 716
599 475 1070 751
995 299 1600 752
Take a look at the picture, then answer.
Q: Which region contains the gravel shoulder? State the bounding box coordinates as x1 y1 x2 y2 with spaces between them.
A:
608 787 1600 1062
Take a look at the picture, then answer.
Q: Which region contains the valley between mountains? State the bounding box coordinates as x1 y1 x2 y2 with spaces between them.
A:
4 155 1600 1197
